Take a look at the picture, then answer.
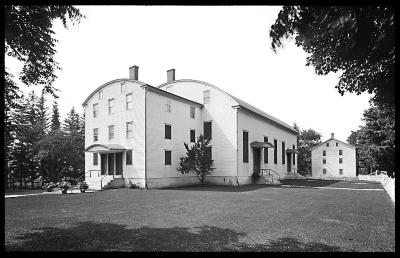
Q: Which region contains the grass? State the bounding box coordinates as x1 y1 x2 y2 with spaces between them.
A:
5 180 395 252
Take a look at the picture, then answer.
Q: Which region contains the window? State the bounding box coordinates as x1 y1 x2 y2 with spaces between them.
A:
206 146 212 160
93 128 98 142
98 90 103 99
108 98 115 114
121 82 126 92
126 121 133 138
339 150 343 155
165 124 171 139
108 125 114 139
336 142 339 147
274 139 278 164
203 90 210 104
323 158 326 164
204 121 212 140
243 131 248 163
165 150 171 165
190 106 195 119
190 129 195 143
339 158 343 164
126 150 132 165
93 103 98 118
126 93 133 110
93 153 98 165
293 145 296 165
282 141 285 164
326 143 329 147
339 169 343 175
323 150 326 156
165 103 171 112
264 137 268 164
323 169 327 175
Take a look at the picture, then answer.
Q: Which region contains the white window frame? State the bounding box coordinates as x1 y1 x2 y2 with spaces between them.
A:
93 103 98 118
108 98 115 115
93 128 98 142
108 125 115 140
190 106 195 119
126 93 133 110
126 121 133 138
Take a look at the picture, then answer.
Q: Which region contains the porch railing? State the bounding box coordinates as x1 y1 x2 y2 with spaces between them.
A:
100 170 123 189
260 168 281 182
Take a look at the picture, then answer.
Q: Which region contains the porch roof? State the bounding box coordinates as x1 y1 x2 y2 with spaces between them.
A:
85 144 126 153
286 149 299 154
250 141 274 148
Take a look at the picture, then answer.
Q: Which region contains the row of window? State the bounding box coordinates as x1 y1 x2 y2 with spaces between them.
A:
242 131 295 165
322 158 343 164
326 142 339 147
323 169 343 175
93 122 133 141
322 150 343 156
93 94 197 119
92 150 132 166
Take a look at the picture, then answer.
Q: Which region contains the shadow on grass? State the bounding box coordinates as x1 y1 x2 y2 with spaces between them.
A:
6 221 347 251
160 184 273 193
279 179 341 188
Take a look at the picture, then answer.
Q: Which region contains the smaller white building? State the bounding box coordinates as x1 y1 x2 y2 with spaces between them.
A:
311 133 356 179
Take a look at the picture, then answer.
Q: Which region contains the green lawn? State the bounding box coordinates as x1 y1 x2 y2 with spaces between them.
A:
5 180 395 251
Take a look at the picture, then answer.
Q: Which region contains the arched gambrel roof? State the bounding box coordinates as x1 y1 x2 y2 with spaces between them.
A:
82 79 148 107
158 79 298 134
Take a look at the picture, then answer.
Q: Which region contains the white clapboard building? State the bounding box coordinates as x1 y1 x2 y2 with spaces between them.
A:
83 66 299 189
311 133 357 179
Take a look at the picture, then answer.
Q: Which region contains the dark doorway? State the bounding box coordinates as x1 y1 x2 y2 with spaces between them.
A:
116 152 123 175
287 153 292 172
108 153 114 175
253 148 260 174
101 154 107 175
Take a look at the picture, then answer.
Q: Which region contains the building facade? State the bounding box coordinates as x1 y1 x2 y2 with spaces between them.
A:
311 133 357 179
83 66 299 189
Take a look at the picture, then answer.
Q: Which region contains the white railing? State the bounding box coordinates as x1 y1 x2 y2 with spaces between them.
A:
358 170 395 203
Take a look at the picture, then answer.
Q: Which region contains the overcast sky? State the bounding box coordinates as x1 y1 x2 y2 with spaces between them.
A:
7 5 373 142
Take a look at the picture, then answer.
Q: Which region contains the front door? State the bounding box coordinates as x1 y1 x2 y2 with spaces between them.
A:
253 148 260 174
100 153 107 175
116 152 123 175
287 153 292 172
108 153 114 175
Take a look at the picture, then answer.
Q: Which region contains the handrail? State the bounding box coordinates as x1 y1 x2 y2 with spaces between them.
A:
76 170 95 183
260 168 281 182
100 175 108 189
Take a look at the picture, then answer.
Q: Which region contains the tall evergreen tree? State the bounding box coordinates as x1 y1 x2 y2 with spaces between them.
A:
51 101 61 132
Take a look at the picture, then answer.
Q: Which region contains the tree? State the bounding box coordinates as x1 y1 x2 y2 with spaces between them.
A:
270 6 395 106
51 101 61 132
4 6 84 99
296 127 322 176
347 99 395 176
177 135 215 185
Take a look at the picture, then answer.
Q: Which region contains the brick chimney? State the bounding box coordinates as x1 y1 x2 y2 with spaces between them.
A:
331 133 334 139
129 65 139 80
167 69 175 82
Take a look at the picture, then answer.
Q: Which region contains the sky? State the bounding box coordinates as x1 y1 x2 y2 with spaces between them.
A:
6 5 373 142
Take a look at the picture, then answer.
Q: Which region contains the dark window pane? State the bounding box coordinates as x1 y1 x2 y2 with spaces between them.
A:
339 150 343 155
126 150 132 165
323 150 326 156
165 150 171 165
282 142 285 164
93 153 98 165
274 139 277 164
165 124 171 139
190 130 195 143
204 122 212 140
243 131 248 163
293 145 295 165
264 137 268 163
